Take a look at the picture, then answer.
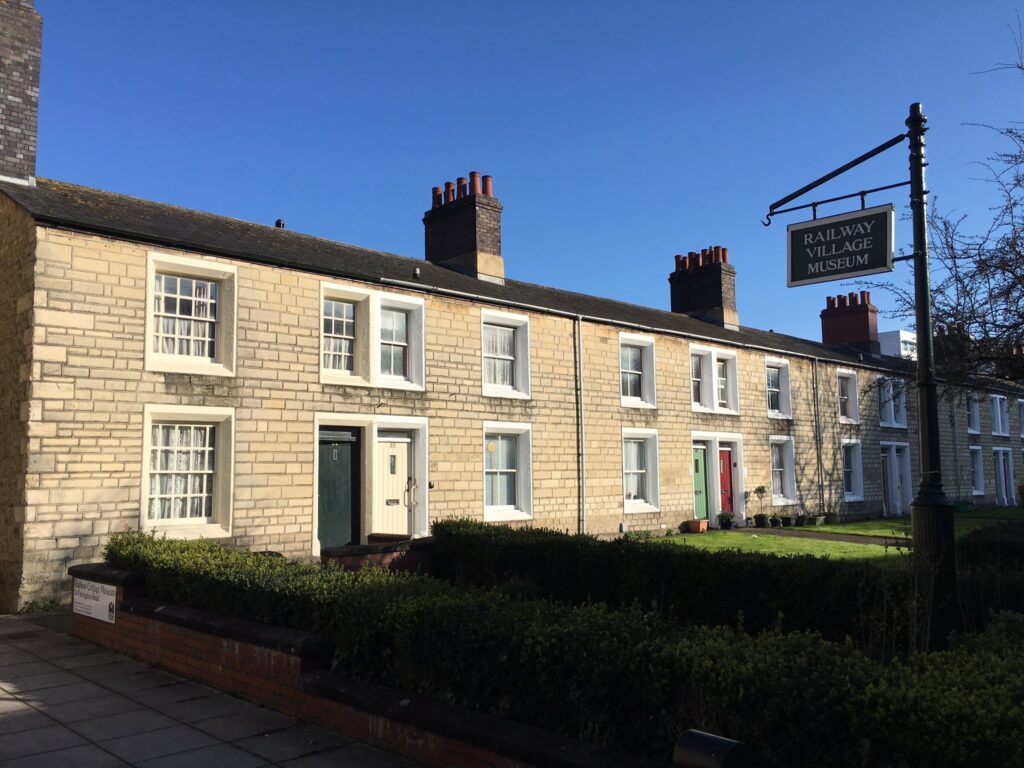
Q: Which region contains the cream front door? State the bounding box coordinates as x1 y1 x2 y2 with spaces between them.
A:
374 436 412 535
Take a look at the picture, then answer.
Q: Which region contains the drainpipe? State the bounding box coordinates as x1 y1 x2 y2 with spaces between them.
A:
574 315 587 534
949 394 962 499
812 357 826 515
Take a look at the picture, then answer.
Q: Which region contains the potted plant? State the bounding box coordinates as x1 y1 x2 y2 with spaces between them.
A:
752 485 769 528
717 512 734 530
793 512 805 527
807 512 827 526
779 511 793 527
769 513 782 528
686 518 709 534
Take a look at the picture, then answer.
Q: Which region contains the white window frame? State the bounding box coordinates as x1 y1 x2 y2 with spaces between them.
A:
145 252 237 377
878 377 908 429
481 310 531 400
376 293 426 391
969 445 985 496
841 439 864 501
622 428 659 514
991 394 1010 436
319 283 373 387
769 436 797 505
141 404 234 539
837 371 860 424
967 395 981 435
765 358 792 419
482 422 533 522
619 333 656 409
690 345 738 414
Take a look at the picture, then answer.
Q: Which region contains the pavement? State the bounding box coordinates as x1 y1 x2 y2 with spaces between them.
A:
0 612 420 768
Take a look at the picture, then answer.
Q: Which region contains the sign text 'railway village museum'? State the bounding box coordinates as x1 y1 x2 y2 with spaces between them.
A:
787 204 894 287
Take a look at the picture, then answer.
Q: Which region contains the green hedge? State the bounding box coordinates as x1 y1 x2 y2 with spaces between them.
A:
958 522 1024 570
103 532 1024 767
429 520 1024 656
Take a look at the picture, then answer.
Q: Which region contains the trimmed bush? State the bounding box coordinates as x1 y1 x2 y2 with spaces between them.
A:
103 532 1024 767
430 520 1024 656
957 522 1024 570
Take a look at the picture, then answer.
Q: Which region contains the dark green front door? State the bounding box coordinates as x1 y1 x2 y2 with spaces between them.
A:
318 428 360 548
693 446 708 520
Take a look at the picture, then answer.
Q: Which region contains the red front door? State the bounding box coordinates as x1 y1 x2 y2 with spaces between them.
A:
718 448 733 514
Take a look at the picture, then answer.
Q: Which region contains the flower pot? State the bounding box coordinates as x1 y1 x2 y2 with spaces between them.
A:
793 516 805 527
769 517 782 528
808 515 826 526
780 516 793 527
753 513 768 528
686 519 709 534
720 519 733 530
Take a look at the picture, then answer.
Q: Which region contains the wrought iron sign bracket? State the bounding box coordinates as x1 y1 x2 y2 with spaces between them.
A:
762 132 907 226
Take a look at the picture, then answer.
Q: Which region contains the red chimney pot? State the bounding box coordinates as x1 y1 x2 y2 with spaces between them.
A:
469 171 481 194
457 177 468 198
482 175 493 196
431 186 443 209
444 181 455 203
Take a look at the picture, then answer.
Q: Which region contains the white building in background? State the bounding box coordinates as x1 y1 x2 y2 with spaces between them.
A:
879 330 917 360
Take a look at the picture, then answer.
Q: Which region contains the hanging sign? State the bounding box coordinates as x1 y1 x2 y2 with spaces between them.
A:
787 204 894 287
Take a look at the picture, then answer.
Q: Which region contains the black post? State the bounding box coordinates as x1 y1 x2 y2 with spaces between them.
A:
907 103 960 649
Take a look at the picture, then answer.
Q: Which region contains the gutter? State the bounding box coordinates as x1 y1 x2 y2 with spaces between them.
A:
812 357 827 515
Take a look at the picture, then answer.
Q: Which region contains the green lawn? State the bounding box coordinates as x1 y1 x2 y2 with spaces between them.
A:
664 530 902 559
815 506 1023 539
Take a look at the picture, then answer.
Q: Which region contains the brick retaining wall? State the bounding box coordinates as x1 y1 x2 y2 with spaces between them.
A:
68 564 659 768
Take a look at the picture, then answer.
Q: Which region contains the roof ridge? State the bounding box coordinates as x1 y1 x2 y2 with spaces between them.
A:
35 178 410 264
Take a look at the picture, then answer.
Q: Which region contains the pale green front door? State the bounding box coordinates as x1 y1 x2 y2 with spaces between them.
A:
693 446 708 520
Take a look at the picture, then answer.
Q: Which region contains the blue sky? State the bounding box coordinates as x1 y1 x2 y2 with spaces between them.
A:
35 1 1020 340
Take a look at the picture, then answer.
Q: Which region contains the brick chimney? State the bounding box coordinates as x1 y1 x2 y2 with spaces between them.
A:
820 291 880 354
423 171 504 284
668 246 738 329
0 0 41 186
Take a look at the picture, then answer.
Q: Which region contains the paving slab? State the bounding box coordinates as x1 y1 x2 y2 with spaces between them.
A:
233 724 351 763
0 722 88 761
4 744 130 768
137 743 271 768
0 612 427 767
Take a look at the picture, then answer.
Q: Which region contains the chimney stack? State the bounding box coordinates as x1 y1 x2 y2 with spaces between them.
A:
423 170 504 284
0 0 41 186
820 290 879 354
667 245 738 329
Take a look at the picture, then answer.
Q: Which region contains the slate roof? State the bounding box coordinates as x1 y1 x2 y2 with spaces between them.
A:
0 177 949 376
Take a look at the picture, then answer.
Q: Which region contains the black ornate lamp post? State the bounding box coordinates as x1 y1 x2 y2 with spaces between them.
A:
906 103 960 649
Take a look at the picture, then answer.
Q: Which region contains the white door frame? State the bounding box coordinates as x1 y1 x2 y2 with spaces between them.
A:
994 447 1016 506
880 441 912 517
691 431 745 527
312 412 429 556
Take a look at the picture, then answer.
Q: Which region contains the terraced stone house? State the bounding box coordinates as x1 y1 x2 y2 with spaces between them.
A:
1 0 1021 609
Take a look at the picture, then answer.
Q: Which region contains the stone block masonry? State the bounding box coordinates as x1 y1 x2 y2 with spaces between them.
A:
8 213 1009 608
